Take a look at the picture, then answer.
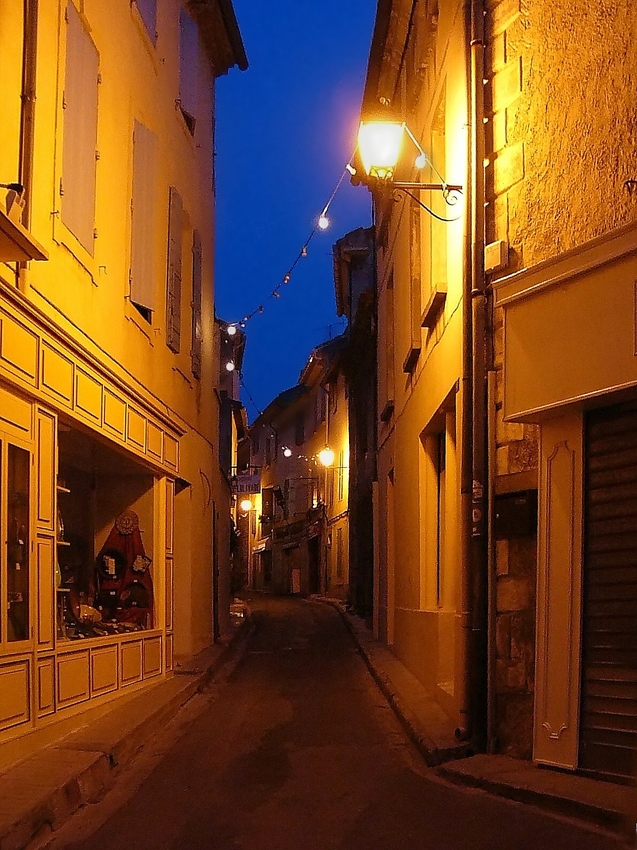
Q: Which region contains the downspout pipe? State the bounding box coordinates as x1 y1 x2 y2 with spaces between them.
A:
458 0 487 748
18 0 38 290
469 0 488 751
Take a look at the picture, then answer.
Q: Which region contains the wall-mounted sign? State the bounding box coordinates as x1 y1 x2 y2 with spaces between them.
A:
231 473 261 495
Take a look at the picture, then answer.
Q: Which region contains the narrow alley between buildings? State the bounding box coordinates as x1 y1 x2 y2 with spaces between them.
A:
45 597 620 850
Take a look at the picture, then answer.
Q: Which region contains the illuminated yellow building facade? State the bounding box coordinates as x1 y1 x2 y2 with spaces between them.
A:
361 0 474 736
0 0 246 765
363 0 637 780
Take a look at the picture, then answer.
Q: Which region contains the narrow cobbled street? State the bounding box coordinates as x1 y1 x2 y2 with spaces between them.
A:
49 597 621 850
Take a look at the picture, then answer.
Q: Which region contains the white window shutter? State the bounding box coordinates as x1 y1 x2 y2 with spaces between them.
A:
62 2 99 253
166 187 183 353
130 121 157 312
179 10 199 133
191 230 203 377
133 0 156 43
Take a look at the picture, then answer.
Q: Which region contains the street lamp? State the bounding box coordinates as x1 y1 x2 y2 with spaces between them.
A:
318 447 335 468
239 498 252 514
356 119 462 203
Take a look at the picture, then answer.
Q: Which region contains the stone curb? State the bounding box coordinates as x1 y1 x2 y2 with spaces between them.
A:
0 615 255 850
437 756 633 833
326 600 471 767
321 598 633 837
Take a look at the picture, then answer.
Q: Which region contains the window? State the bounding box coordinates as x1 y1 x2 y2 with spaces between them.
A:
435 431 446 607
419 410 455 610
337 449 345 502
190 231 203 377
130 121 157 321
294 412 305 446
166 187 183 353
330 381 338 415
62 2 99 253
133 0 157 43
6 444 30 642
336 526 344 578
179 10 199 135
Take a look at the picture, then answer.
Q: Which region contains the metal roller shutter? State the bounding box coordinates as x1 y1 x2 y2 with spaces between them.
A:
580 401 637 780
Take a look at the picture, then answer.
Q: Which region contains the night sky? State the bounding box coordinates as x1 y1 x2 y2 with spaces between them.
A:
214 1 376 419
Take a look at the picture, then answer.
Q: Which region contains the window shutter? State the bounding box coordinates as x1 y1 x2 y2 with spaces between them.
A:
133 0 156 43
166 187 183 353
130 121 157 312
179 10 199 133
191 230 203 377
62 2 99 253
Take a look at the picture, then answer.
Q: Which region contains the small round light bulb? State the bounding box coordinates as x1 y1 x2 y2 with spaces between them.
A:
227 324 237 336
225 361 235 372
318 214 329 230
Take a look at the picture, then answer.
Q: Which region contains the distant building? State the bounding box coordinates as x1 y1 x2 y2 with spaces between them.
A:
246 336 349 598
333 227 376 619
0 0 246 764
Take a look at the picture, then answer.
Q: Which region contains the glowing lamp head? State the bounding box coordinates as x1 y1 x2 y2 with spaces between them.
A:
283 447 292 458
239 498 252 513
225 360 235 372
318 213 329 230
357 121 405 180
227 324 237 336
318 447 335 467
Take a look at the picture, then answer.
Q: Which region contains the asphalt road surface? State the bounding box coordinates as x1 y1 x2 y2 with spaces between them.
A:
47 596 623 850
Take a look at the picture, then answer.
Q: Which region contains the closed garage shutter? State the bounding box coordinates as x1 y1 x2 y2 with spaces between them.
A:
580 401 637 780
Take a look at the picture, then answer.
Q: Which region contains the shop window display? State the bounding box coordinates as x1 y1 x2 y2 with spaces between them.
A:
7 445 30 642
57 425 155 640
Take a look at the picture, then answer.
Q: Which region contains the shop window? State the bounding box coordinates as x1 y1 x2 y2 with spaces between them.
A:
56 424 155 640
6 445 30 642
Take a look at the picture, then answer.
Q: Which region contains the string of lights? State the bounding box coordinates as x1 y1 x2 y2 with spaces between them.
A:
239 378 263 418
224 154 356 338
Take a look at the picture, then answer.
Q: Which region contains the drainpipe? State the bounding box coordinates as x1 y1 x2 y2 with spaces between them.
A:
469 0 488 750
458 0 487 747
18 0 38 291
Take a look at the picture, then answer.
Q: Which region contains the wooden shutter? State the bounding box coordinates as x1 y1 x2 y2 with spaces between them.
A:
190 230 203 377
580 402 637 779
62 2 98 253
166 187 182 353
130 121 157 312
179 10 199 133
133 0 156 42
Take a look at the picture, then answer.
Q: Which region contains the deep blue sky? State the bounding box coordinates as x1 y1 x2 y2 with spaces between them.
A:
214 1 376 419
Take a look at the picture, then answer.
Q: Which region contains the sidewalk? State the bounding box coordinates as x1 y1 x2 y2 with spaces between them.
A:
335 601 635 838
0 612 254 850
